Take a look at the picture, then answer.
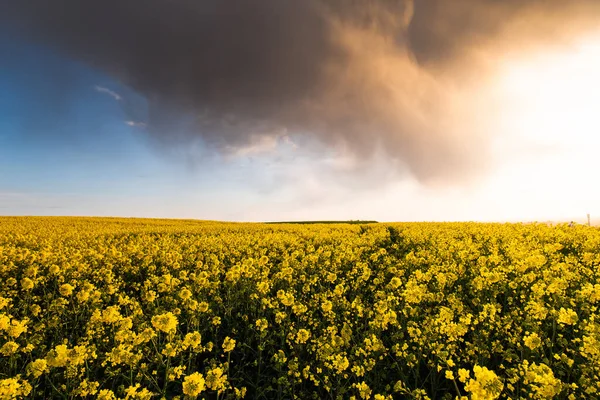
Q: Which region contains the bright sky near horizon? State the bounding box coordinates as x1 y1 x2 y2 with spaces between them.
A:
2 1 600 223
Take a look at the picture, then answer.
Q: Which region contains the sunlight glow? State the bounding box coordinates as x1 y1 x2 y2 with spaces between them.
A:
500 35 600 150
482 33 600 222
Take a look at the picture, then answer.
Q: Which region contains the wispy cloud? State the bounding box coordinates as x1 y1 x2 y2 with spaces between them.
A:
94 85 122 101
124 120 147 128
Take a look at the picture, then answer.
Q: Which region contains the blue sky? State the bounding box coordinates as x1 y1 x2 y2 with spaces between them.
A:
0 39 365 221
0 40 256 219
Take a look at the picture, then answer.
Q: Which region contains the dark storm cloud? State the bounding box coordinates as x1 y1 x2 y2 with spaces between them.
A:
408 0 600 67
2 0 600 183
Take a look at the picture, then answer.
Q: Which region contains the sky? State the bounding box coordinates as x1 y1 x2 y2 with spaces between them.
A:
1 0 600 222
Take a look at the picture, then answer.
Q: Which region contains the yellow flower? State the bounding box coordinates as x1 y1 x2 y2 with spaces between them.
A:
445 370 455 380
134 328 157 345
234 387 247 398
179 287 192 301
59 283 74 297
162 343 178 357
275 312 286 324
458 368 470 383
151 312 178 334
464 366 503 400
45 344 70 368
394 380 407 393
97 389 117 400
168 365 186 381
0 314 10 331
101 306 122 324
256 281 270 294
0 376 32 399
29 304 41 317
27 359 48 378
76 289 90 303
183 332 202 350
198 302 209 312
255 318 268 332
355 382 372 400
523 362 562 399
205 367 228 392
7 319 28 338
75 380 100 397
524 332 542 350
258 255 269 266
123 383 153 400
331 354 350 373
0 341 19 356
389 277 402 289
277 290 295 307
183 372 206 397
21 277 34 291
321 300 333 313
222 336 236 353
296 329 311 344
143 290 156 303
67 345 88 366
557 308 578 325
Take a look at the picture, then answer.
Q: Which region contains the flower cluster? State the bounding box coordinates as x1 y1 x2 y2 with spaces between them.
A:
0 217 599 398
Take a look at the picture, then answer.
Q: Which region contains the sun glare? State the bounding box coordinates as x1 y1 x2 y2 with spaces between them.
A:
475 33 600 222
499 34 600 150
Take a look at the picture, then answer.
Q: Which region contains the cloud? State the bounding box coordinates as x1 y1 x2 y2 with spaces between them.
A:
94 85 122 101
124 120 147 128
3 0 600 186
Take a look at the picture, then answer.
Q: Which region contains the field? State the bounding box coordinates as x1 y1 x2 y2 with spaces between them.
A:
0 217 599 399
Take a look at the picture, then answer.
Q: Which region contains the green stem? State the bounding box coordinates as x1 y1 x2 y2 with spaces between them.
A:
163 356 171 397
452 378 462 397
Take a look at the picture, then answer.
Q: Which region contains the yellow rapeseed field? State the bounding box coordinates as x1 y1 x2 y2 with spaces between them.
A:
0 217 599 399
